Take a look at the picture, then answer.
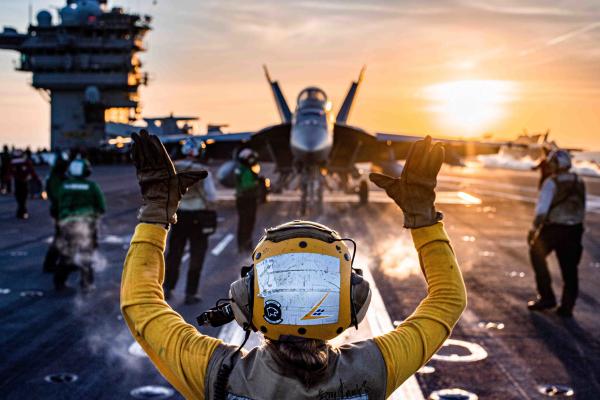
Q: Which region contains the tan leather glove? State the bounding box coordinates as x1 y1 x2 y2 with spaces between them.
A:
131 130 207 226
370 136 444 228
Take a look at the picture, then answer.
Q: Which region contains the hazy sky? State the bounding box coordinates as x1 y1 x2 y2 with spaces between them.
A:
1 0 600 149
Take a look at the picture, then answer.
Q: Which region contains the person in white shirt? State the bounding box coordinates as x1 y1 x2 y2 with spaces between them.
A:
164 139 217 304
528 149 586 317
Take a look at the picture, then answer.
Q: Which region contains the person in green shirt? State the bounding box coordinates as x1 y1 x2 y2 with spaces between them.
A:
235 148 260 252
54 158 106 292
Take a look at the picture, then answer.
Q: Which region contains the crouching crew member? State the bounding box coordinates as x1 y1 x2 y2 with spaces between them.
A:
164 138 217 305
528 149 585 317
121 133 466 400
54 159 106 292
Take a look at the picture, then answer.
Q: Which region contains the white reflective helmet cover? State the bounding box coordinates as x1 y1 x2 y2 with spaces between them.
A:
68 159 85 177
238 148 255 160
181 138 199 157
552 149 572 171
255 252 341 326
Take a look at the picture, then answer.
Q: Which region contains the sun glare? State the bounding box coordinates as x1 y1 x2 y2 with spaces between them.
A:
422 80 518 136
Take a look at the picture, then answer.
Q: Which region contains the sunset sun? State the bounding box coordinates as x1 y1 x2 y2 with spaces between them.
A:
422 80 519 136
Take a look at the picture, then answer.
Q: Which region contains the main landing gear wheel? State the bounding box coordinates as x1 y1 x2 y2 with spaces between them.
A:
358 180 369 205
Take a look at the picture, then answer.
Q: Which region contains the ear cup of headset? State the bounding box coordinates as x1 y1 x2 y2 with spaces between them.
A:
350 272 371 326
229 275 253 330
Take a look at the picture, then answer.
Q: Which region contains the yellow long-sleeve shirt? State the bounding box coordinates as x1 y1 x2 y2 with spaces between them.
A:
374 223 467 396
121 222 466 399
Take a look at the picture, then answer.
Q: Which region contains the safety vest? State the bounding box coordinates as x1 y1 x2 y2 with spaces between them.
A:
205 340 386 400
235 164 259 197
176 160 211 211
547 172 585 225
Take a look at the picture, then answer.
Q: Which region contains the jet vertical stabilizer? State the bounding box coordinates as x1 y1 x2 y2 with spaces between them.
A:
263 65 292 123
336 66 365 124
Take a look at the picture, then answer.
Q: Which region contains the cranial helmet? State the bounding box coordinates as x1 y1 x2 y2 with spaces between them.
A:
547 149 572 172
237 148 258 166
181 138 206 159
229 220 371 341
68 159 92 178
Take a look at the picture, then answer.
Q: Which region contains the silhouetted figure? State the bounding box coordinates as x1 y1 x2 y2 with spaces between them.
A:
164 141 217 305
25 148 42 199
235 148 260 252
528 150 585 317
0 145 12 194
43 153 70 273
11 150 38 219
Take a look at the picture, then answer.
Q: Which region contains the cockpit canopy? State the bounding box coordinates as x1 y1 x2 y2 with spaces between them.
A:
297 87 328 105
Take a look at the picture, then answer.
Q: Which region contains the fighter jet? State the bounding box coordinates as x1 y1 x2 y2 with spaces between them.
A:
188 66 502 213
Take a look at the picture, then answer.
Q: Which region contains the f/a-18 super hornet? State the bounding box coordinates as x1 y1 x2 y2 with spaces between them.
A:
188 66 501 213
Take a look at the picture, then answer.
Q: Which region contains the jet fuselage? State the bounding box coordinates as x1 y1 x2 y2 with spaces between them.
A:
290 87 334 166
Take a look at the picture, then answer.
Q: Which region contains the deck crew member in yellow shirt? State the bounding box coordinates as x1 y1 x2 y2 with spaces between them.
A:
121 132 467 400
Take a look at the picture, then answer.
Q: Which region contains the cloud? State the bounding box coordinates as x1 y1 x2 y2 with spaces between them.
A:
463 1 584 17
293 1 448 16
546 21 600 45
519 21 600 55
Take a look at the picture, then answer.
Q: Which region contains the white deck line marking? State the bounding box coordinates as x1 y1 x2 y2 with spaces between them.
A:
457 191 482 205
438 175 539 193
435 191 480 205
440 178 600 213
361 265 426 400
468 188 536 203
431 339 488 362
469 188 600 214
211 233 234 256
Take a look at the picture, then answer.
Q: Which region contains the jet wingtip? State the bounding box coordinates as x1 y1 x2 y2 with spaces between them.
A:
263 64 272 82
358 65 366 83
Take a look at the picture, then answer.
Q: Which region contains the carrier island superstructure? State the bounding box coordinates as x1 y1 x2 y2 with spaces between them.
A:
0 0 151 149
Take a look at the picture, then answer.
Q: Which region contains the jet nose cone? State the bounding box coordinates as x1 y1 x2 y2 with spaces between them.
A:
291 127 330 151
290 126 332 163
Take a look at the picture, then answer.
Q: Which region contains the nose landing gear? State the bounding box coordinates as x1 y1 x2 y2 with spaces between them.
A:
299 166 324 215
358 180 369 205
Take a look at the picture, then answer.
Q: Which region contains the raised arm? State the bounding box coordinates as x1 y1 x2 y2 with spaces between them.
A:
369 137 467 397
121 130 220 399
122 224 221 399
373 223 465 396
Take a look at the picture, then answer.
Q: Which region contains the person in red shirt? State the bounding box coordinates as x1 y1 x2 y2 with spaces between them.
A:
11 149 38 219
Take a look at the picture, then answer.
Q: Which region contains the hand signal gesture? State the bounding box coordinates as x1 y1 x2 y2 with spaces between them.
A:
370 136 444 228
131 130 207 225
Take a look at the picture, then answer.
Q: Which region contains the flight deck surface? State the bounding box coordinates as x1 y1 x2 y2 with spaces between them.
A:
0 164 599 399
